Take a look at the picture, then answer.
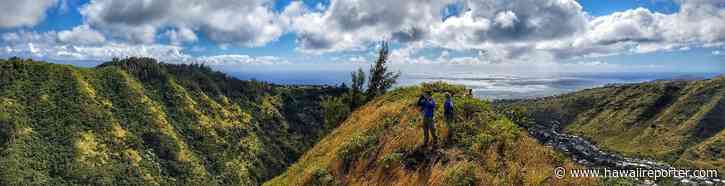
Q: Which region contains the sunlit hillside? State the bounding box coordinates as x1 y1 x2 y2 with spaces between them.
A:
0 58 344 185
265 82 601 185
498 76 725 173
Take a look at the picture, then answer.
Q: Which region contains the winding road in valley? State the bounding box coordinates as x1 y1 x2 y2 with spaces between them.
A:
526 120 724 185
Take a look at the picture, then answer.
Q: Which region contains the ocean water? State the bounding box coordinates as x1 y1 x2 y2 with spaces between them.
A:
402 71 725 99
229 69 722 100
43 60 722 100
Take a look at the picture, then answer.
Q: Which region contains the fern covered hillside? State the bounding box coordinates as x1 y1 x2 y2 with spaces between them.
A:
265 82 600 186
0 58 346 185
497 76 725 173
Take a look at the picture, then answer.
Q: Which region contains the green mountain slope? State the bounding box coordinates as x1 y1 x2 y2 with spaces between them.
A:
265 82 599 186
0 58 344 185
498 76 725 173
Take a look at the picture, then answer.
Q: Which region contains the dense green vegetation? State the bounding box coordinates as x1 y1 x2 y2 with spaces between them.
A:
497 76 725 173
265 82 600 185
0 57 345 185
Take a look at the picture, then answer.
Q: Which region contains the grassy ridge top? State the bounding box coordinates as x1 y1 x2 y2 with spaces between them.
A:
498 76 725 173
266 82 599 185
0 58 343 185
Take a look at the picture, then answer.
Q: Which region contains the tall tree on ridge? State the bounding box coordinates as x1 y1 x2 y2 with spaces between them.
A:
349 67 366 108
366 41 400 100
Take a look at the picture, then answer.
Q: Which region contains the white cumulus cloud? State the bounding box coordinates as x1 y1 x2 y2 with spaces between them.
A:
196 55 289 65
2 0 725 65
0 0 59 28
58 25 107 45
288 0 455 53
80 0 284 46
164 27 198 45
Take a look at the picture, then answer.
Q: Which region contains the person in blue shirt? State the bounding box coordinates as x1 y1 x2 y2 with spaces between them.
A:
444 93 455 143
421 92 438 147
417 93 427 112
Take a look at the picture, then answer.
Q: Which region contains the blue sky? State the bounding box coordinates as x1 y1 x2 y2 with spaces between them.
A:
577 0 680 16
0 0 723 74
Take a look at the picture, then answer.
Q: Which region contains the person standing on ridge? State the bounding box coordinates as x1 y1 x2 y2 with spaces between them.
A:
417 93 427 112
443 92 455 144
421 92 438 147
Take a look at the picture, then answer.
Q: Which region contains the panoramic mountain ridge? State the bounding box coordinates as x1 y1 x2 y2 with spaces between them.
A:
265 82 600 186
0 58 345 185
2 57 721 185
497 76 725 173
